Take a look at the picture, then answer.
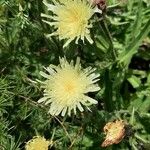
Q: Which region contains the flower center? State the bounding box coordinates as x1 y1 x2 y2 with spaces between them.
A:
65 82 75 93
70 9 80 22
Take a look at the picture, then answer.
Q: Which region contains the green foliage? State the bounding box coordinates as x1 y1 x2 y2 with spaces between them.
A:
0 0 150 149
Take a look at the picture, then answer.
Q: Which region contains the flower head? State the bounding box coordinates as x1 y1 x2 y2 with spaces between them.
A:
25 136 51 150
101 120 126 147
38 57 100 116
42 0 99 47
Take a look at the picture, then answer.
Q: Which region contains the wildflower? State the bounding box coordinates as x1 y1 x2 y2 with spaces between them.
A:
25 136 51 150
38 57 100 116
41 0 101 47
101 120 126 147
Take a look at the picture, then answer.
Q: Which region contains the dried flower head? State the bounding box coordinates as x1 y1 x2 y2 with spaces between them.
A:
41 0 101 47
25 136 51 150
101 120 126 147
38 57 100 116
92 0 106 11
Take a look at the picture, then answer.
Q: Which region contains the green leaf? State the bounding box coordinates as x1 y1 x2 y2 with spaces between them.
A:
118 19 150 66
127 75 141 88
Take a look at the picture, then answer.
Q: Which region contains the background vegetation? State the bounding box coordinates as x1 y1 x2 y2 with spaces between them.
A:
0 0 150 149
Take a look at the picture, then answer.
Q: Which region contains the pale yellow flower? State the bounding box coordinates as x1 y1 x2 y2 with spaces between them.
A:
38 57 100 116
41 0 101 47
25 136 51 150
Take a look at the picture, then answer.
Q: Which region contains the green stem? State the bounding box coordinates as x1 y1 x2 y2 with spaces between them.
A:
97 13 117 60
135 134 148 143
104 69 114 112
130 107 135 125
132 143 138 150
